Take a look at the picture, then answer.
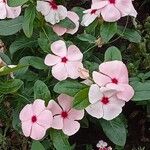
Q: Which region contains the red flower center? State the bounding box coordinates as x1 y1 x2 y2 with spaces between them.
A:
111 78 118 84
109 0 115 4
101 97 109 105
61 57 68 63
3 0 6 3
49 0 58 10
91 9 97 14
31 115 37 123
61 111 68 118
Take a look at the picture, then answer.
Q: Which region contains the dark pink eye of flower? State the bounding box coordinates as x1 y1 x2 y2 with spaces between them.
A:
111 78 118 84
61 57 68 63
101 97 109 105
31 115 37 123
109 0 115 4
3 0 6 3
61 111 68 118
91 9 97 14
49 0 58 10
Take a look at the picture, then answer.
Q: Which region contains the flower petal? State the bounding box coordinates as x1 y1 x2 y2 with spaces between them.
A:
68 109 84 120
57 5 67 20
51 115 63 129
37 110 53 129
101 4 121 22
62 119 80 136
52 63 68 81
44 54 61 66
30 123 46 140
86 102 103 119
0 3 6 19
91 1 108 9
21 120 32 137
89 84 103 104
58 94 73 111
109 95 125 107
53 25 67 36
51 40 67 57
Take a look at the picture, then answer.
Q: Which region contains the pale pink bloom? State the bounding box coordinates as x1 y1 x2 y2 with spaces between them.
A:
19 99 53 140
44 40 83 81
81 9 101 26
97 140 108 148
92 0 137 22
93 60 134 102
0 0 21 19
53 11 79 36
86 84 125 120
36 0 67 25
78 67 90 79
47 94 84 136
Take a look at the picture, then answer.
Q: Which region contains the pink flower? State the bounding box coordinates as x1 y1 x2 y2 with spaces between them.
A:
36 0 67 25
81 9 101 26
93 60 134 102
96 140 112 150
19 99 53 140
86 84 125 120
44 40 83 81
0 0 21 19
47 94 84 136
53 11 79 36
92 0 137 22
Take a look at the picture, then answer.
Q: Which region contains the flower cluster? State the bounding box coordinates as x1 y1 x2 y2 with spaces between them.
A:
96 140 112 150
19 94 84 140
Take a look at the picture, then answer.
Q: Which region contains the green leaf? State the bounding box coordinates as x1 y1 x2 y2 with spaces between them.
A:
0 16 23 36
50 129 71 150
58 17 76 29
73 88 90 110
31 141 45 150
100 116 126 146
117 26 141 43
23 5 36 38
100 22 117 43
34 80 51 103
9 36 37 57
0 79 23 94
131 81 150 101
77 34 96 43
104 46 122 61
0 65 27 76
8 0 28 7
54 80 87 96
0 52 11 65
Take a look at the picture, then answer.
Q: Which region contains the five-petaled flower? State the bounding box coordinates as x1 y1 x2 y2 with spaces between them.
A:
53 11 79 36
47 94 84 136
93 60 134 102
44 40 83 81
86 84 125 120
0 0 21 19
36 0 67 25
19 99 53 140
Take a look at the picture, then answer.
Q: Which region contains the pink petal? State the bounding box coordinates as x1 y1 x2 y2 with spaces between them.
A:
100 87 117 98
89 84 103 104
44 54 61 66
6 5 21 19
19 104 33 122
109 95 125 107
57 5 68 20
0 3 6 19
66 62 83 79
91 1 108 9
51 115 63 129
68 109 84 120
103 104 122 120
86 102 103 119
47 100 62 115
51 40 67 57
99 61 129 84
67 45 83 61
107 83 134 102
58 94 73 111
52 63 68 81
32 99 46 116
21 120 32 137
53 25 67 36
93 71 111 86
37 110 53 129
101 4 121 22
62 119 80 136
45 9 56 25
30 123 46 140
